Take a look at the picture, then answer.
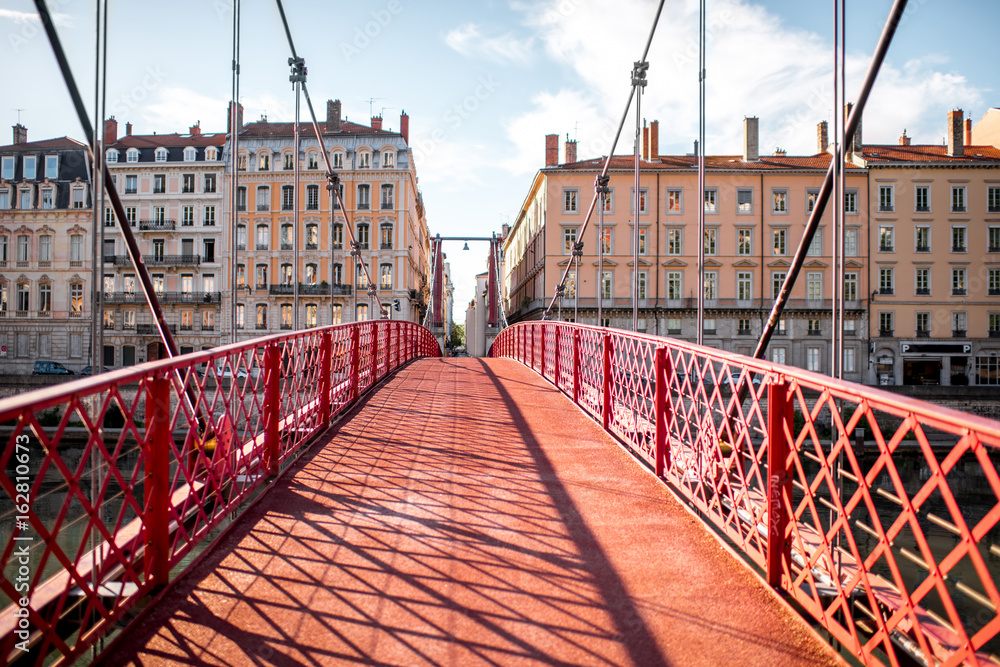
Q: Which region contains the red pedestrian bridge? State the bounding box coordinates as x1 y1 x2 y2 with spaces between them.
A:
2 321 1000 666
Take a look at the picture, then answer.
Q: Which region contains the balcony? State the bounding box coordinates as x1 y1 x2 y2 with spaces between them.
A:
878 288 894 296
257 204 269 211
306 243 318 250
916 330 930 338
736 328 752 336
990 331 1000 338
953 329 967 338
135 323 178 335
991 246 1000 253
952 246 966 253
103 291 221 305
268 283 338 296
357 243 369 250
151 255 201 267
915 288 930 295
879 329 894 337
357 203 370 210
916 205 930 212
380 243 393 250
333 243 343 250
139 219 175 231
952 206 967 214
256 243 269 251
991 289 1000 296
879 245 894 252
915 246 930 254
953 288 967 296
808 329 822 336
280 243 293 251
381 202 393 210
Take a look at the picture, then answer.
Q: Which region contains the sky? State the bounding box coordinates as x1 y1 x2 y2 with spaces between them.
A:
2 0 997 312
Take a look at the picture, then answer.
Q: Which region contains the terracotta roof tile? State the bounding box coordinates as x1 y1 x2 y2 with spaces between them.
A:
109 133 227 149
552 152 861 171
238 120 396 138
859 144 1000 163
0 136 88 151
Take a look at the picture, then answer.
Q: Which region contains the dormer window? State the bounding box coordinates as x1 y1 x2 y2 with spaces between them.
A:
126 148 139 163
383 151 394 168
1 156 13 179
333 152 344 168
307 152 318 169
283 153 293 170
40 187 54 209
44 155 58 179
72 186 85 209
154 147 168 162
358 151 371 168
23 156 36 180
237 153 247 171
18 187 32 209
183 147 196 162
106 149 118 163
205 147 218 161
258 153 270 171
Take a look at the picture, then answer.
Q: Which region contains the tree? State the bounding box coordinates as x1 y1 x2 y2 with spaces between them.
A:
450 324 465 346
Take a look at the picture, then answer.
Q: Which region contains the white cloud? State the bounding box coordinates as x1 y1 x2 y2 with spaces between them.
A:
509 0 987 161
0 9 72 26
444 23 535 66
501 89 608 175
138 86 228 132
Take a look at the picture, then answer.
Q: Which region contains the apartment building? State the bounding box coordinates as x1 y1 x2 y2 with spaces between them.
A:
861 109 1000 386
0 125 93 373
504 119 871 382
226 100 431 335
103 118 227 365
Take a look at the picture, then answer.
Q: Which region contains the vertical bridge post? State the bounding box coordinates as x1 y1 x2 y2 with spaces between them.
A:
766 379 791 588
350 325 361 400
572 329 580 404
144 374 171 586
602 333 613 430
264 344 281 476
654 346 671 477
320 330 332 428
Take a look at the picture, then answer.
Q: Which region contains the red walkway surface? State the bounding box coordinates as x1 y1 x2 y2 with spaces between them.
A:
102 358 843 666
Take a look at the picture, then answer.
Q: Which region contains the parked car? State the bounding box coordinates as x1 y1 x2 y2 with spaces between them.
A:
33 361 74 376
80 365 93 376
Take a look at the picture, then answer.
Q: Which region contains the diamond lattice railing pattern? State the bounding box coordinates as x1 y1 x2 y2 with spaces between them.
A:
0 320 439 665
491 321 1000 667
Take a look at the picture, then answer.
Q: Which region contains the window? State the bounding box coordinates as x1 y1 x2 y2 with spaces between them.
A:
563 189 578 213
307 152 319 169
332 263 343 284
844 190 857 213
380 264 392 289
666 189 682 214
123 274 136 295
202 310 214 332
333 224 343 249
915 226 930 252
381 184 394 210
806 189 818 213
205 147 217 161
256 304 267 329
204 206 215 226
305 304 317 328
256 264 268 288
989 187 1000 213
237 154 247 171
601 271 613 299
126 148 139 163
70 234 82 263
283 153 293 170
71 187 84 209
0 189 8 209
703 189 717 213
772 189 787 213
180 310 193 330
40 188 53 209
256 225 269 250
879 185 894 212
305 263 317 285
772 272 786 299
331 304 342 325
125 175 137 194
203 239 215 263
1 156 13 179
600 228 612 254
637 228 647 255
602 188 614 213
704 272 717 300
772 348 786 365
70 283 83 315
236 264 246 288
953 312 967 337
952 226 967 252
992 314 1000 337
738 318 751 335
990 269 1000 296
703 318 716 334
259 152 270 171
237 225 247 250
383 151 394 168
843 272 858 302
153 174 165 193
307 185 319 210
356 303 369 321
977 356 1000 384
845 228 858 256
256 186 269 211
667 272 682 300
737 189 753 214
807 272 822 301
204 174 216 193
737 272 752 301
915 185 930 212
879 311 893 336
182 174 195 193
952 268 966 295
152 274 164 295
153 206 165 223
38 283 51 314
16 236 29 263
990 227 1000 252
772 229 786 255
282 185 294 210
566 270 577 298
307 224 320 250
278 264 292 286
666 229 682 255
808 319 821 336
23 156 36 180
807 232 822 256
237 186 246 211
44 155 58 179
666 318 681 334
807 347 821 372
38 235 51 263
181 274 193 294
358 223 370 249
879 267 894 295
879 225 894 252
236 304 245 329
563 227 577 254
357 184 370 210
952 185 966 212
103 309 114 330
704 229 717 255
280 225 293 250
631 188 649 214
916 268 930 295
154 148 167 162
333 152 344 168
182 206 194 226
737 229 752 255
916 312 930 336
152 240 164 261
19 189 31 210
358 152 371 168
125 207 136 226
356 263 368 288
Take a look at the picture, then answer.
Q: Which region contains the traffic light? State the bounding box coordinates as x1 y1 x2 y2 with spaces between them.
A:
393 299 400 311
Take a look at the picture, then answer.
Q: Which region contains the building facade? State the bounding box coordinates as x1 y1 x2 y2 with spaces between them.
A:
503 120 871 382
0 125 93 373
103 118 227 365
226 100 431 337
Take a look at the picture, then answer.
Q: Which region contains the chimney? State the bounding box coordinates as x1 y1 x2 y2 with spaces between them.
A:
642 124 649 160
899 129 911 146
399 110 409 144
650 120 659 160
326 99 342 133
545 134 559 167
190 121 201 136
12 124 27 145
965 117 973 146
104 117 118 145
125 122 133 137
565 136 577 164
947 109 964 157
817 121 828 153
743 116 759 162
845 103 862 155
371 115 383 131
226 102 243 134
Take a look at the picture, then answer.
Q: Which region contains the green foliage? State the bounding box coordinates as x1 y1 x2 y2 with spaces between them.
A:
451 324 465 346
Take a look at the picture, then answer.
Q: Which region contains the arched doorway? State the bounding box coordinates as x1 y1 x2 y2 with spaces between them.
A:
147 341 166 362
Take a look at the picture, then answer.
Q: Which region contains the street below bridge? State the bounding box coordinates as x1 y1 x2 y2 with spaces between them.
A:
101 357 840 666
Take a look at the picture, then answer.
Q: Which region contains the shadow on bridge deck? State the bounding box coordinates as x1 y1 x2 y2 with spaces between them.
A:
100 358 842 667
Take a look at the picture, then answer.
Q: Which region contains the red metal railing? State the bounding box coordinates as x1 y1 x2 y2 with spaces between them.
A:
491 322 1000 667
0 320 439 665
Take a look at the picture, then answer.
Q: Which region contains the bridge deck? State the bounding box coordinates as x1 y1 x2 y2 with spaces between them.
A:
102 358 842 666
